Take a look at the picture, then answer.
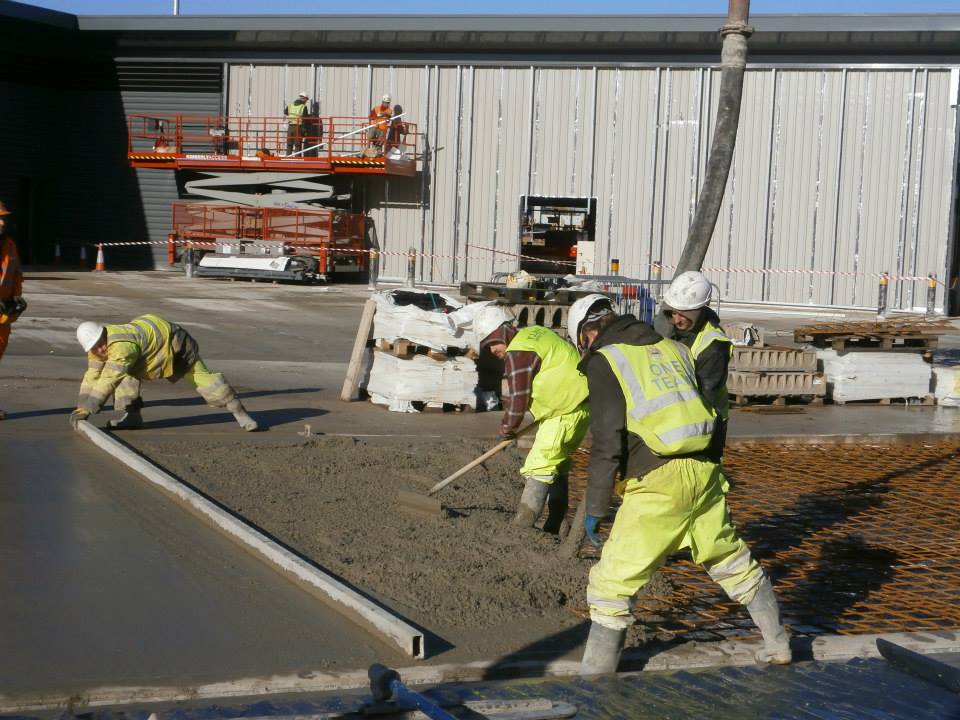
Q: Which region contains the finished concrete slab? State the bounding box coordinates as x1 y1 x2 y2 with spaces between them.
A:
0 425 405 700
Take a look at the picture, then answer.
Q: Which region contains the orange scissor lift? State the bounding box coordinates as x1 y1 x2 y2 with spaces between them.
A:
127 114 419 176
169 203 368 282
128 112 420 281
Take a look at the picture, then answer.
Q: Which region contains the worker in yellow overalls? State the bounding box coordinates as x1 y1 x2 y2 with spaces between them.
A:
473 303 590 532
568 295 790 674
70 314 257 432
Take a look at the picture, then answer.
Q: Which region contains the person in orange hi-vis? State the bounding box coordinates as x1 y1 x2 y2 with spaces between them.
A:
0 201 27 420
365 93 393 156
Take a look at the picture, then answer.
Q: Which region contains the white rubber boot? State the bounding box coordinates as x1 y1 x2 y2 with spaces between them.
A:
512 476 550 526
580 621 626 675
745 575 792 664
227 399 258 432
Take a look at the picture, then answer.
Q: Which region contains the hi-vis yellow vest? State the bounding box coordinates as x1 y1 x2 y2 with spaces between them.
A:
599 339 715 456
287 101 307 125
507 325 588 420
690 319 733 420
104 314 176 380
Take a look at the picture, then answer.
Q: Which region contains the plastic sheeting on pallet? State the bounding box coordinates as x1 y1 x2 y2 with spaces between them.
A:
933 366 960 406
366 352 478 413
372 288 466 352
816 348 932 402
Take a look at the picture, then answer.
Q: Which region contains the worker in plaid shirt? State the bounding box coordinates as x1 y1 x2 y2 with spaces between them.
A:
473 303 590 533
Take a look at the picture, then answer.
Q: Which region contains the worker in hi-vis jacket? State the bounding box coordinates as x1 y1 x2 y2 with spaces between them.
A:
656 271 733 461
567 295 791 675
0 201 27 420
472 303 590 533
70 314 257 432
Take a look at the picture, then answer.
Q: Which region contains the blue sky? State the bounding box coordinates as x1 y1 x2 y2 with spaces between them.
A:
23 0 960 15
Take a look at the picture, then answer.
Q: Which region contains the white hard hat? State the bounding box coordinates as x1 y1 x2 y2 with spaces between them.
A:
298 91 308 98
568 293 614 350
77 321 105 352
663 271 712 311
473 303 515 349
382 94 391 105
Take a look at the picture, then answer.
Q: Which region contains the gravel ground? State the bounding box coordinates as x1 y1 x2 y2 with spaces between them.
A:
133 435 672 660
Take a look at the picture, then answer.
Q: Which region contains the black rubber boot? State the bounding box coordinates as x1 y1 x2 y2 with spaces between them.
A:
580 622 626 675
542 474 569 534
512 476 550 527
745 575 792 664
107 408 144 430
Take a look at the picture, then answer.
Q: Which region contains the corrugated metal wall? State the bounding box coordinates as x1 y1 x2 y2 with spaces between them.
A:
228 63 958 311
119 63 222 268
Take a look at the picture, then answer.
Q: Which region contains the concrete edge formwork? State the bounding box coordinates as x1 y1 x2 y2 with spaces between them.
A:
2 629 958 713
74 421 426 661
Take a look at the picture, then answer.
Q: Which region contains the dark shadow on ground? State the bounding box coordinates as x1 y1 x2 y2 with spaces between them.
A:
142 387 323 408
481 621 589 680
4 406 74 420
138 407 328 431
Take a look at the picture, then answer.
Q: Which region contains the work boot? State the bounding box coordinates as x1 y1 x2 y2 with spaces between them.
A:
512 476 550 527
107 409 144 430
580 621 626 675
745 575 792 664
227 399 258 432
542 475 569 534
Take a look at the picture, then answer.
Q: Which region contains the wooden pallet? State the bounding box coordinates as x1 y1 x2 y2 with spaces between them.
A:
794 319 952 352
832 395 936 406
374 338 477 362
809 334 939 352
732 394 824 408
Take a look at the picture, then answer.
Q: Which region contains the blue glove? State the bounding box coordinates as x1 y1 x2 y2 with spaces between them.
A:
584 515 604 546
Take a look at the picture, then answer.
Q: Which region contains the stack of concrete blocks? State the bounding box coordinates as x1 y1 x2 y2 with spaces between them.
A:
726 345 826 405
363 289 480 413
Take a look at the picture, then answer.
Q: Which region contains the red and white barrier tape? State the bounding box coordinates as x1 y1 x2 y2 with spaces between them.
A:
89 240 937 283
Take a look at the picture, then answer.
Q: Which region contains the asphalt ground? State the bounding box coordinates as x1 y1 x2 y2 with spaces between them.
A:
3 269 960 708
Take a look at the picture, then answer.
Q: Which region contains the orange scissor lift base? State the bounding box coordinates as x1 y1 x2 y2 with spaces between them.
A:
170 203 368 277
128 114 419 177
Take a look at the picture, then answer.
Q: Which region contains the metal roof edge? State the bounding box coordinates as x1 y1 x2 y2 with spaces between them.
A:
75 13 960 34
1 0 77 29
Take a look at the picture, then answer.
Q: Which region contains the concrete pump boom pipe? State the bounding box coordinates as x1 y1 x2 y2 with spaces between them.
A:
675 0 752 275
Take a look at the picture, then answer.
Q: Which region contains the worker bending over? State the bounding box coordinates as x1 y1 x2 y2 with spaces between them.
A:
568 295 790 674
474 304 590 532
70 314 257 432
658 271 732 460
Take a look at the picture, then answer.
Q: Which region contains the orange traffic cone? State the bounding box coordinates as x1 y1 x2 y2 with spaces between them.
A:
53 243 61 265
94 243 106 271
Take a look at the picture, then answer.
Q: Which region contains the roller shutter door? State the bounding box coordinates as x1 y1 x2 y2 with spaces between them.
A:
118 62 222 269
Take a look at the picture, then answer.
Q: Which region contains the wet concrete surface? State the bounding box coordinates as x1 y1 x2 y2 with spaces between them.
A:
0 426 405 698
3 270 960 704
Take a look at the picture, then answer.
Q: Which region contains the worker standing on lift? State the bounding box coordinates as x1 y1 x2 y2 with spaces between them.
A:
285 91 310 155
657 271 733 460
365 94 393 156
567 295 790 675
473 303 590 532
70 314 258 432
0 201 27 421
